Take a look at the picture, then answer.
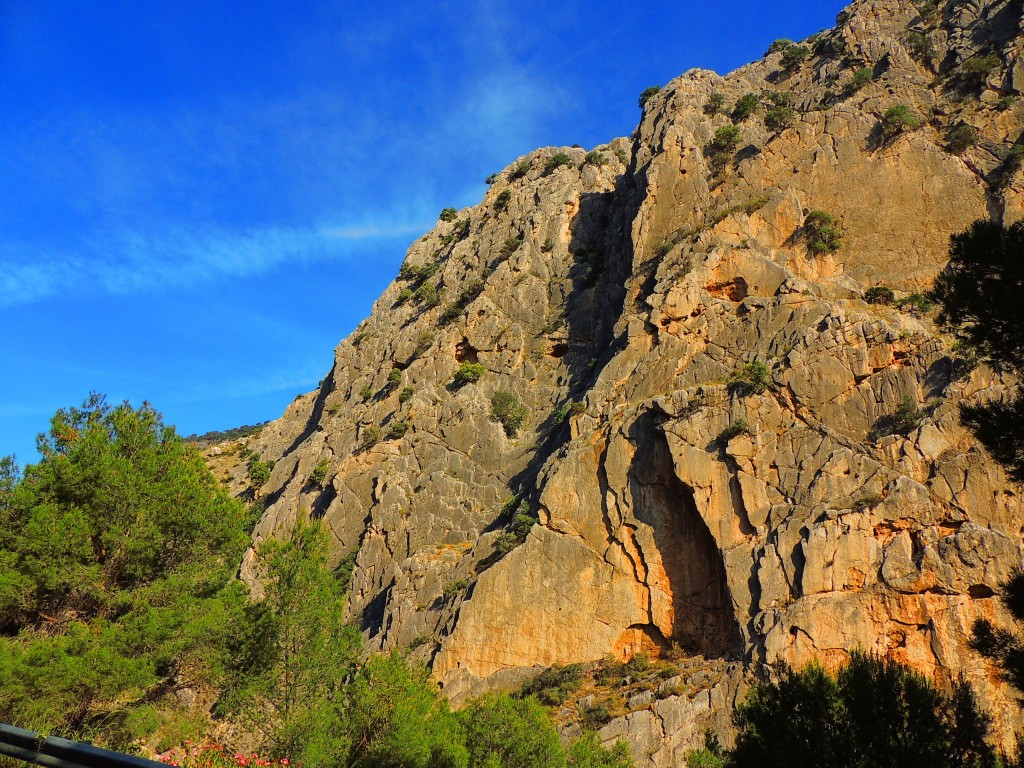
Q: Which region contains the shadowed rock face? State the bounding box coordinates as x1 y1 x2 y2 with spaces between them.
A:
628 420 741 658
217 0 1024 763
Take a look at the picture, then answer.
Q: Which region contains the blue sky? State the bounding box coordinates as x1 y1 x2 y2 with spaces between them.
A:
0 0 846 464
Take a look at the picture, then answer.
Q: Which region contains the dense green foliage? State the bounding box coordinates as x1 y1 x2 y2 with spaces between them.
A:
932 220 1024 481
727 361 771 396
0 399 634 768
491 391 529 437
731 93 761 121
0 396 253 745
863 286 895 305
709 125 742 159
730 653 996 768
637 86 661 109
544 153 574 173
845 67 875 95
802 210 843 254
453 362 486 385
780 44 809 69
881 105 922 139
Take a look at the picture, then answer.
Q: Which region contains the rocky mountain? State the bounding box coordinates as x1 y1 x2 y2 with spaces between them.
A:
215 0 1024 762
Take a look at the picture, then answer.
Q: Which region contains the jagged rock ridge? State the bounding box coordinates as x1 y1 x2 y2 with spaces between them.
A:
224 0 1024 763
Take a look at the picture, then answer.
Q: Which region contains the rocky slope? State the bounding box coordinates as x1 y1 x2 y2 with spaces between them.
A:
224 0 1024 762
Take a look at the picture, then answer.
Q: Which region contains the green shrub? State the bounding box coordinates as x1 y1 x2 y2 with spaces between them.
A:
359 385 374 402
704 92 725 115
309 458 330 487
396 288 413 304
386 420 409 440
947 124 977 154
541 237 555 252
728 360 771 396
414 282 438 306
398 386 415 403
361 424 381 449
991 143 1024 188
764 105 796 133
958 54 1000 90
439 207 458 222
802 210 843 254
845 67 875 95
485 172 498 184
492 391 529 437
495 189 512 211
718 419 751 442
766 90 794 107
638 85 661 108
544 152 574 173
453 362 486 385
387 368 403 387
461 279 486 305
767 39 794 55
881 104 922 138
897 292 934 313
780 44 809 69
508 159 532 181
732 92 761 121
248 456 275 487
710 124 742 156
443 578 470 600
519 664 584 706
995 95 1017 111
863 286 895 305
500 235 524 258
553 401 583 426
413 331 435 356
584 150 607 165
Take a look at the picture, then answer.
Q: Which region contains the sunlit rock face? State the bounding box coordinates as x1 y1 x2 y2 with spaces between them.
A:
222 0 1024 762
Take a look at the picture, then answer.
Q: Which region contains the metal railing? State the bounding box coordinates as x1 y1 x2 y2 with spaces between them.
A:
0 723 165 768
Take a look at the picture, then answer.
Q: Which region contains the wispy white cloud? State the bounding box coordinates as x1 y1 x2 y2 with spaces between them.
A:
0 218 429 308
169 364 327 405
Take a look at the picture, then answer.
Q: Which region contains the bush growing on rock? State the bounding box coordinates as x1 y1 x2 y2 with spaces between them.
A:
439 207 458 222
704 91 725 115
764 105 796 133
881 105 922 139
544 152 574 173
728 360 771 395
491 390 529 437
958 54 1000 90
802 210 843 254
780 44 809 69
584 150 607 165
361 424 381 449
845 67 875 96
453 362 486 385
732 93 761 121
494 189 512 211
638 85 661 109
863 286 895 305
710 125 742 157
310 457 330 487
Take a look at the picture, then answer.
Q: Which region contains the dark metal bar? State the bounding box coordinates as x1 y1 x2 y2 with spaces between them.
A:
0 723 166 768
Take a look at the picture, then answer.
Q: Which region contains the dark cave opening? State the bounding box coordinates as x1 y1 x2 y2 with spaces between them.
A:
628 412 742 658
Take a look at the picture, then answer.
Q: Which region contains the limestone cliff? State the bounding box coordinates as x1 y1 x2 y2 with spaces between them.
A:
225 0 1024 762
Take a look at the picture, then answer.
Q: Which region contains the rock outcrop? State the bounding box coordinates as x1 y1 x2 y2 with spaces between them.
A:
225 0 1024 762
